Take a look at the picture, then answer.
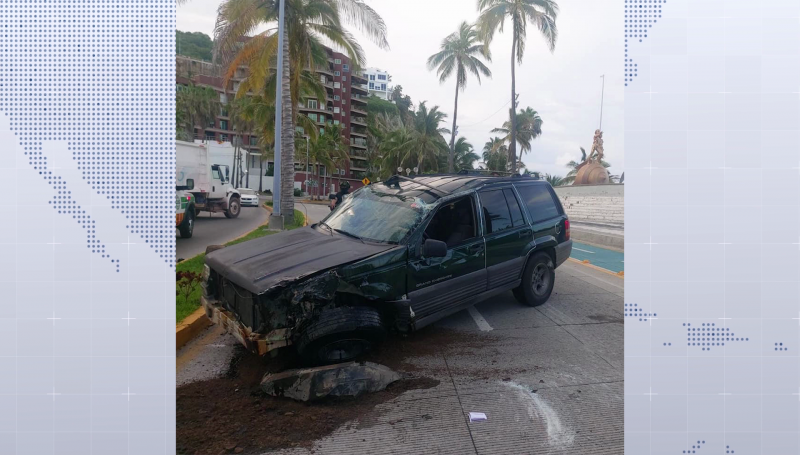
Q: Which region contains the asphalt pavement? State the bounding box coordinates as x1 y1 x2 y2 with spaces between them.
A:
176 198 270 260
176 260 623 454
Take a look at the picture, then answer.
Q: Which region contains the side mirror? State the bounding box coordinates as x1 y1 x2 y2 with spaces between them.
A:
422 239 447 258
186 179 194 190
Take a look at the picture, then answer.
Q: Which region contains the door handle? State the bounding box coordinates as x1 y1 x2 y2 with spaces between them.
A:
468 244 484 253
519 229 531 238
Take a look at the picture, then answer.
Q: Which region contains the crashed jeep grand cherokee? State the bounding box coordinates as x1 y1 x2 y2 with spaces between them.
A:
201 173 572 365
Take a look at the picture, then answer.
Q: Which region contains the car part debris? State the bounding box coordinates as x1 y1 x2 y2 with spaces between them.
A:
260 361 401 402
468 412 487 422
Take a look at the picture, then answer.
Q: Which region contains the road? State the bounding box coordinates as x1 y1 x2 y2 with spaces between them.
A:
175 199 269 260
569 241 624 273
177 260 623 454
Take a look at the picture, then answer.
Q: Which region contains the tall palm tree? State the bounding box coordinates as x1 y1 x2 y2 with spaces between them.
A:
426 21 492 173
491 106 542 165
481 137 508 172
380 103 449 174
214 0 388 226
477 0 558 172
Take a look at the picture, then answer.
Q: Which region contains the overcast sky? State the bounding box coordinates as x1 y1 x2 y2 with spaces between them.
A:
177 0 624 177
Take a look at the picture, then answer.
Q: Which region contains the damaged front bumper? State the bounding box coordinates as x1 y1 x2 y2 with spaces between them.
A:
201 294 291 356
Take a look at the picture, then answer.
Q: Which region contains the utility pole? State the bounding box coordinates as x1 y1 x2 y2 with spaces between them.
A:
270 0 286 227
599 74 605 130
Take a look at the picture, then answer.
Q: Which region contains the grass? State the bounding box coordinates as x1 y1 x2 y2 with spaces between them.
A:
175 208 305 324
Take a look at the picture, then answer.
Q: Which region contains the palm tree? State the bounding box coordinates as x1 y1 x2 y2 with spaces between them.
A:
477 0 559 172
453 137 480 172
481 137 508 172
491 107 542 164
544 173 564 186
562 147 611 185
427 21 492 173
214 0 388 226
176 85 221 140
379 103 449 174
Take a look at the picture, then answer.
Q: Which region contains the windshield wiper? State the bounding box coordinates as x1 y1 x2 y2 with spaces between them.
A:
317 221 333 235
333 228 365 244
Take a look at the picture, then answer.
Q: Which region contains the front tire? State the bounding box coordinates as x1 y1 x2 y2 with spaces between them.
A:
513 252 555 307
296 307 387 365
224 196 241 219
178 207 194 238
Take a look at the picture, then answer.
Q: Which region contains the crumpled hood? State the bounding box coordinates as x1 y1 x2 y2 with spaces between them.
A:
205 226 398 295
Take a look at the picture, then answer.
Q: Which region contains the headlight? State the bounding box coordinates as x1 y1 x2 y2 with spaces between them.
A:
202 264 210 282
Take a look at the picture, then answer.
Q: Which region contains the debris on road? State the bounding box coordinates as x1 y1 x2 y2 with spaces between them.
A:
468 412 487 422
261 361 402 402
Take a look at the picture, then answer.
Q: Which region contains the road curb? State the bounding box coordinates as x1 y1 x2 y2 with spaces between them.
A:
176 306 212 350
568 257 624 278
264 204 308 226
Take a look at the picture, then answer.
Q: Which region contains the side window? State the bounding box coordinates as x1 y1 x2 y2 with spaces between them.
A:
503 188 525 227
479 190 513 234
211 168 221 180
516 185 561 223
423 196 476 248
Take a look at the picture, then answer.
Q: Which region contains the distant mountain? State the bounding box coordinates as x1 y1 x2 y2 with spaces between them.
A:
177 31 213 62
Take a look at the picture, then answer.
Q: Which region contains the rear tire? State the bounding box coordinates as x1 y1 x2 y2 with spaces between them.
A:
224 196 241 219
513 252 555 307
178 207 194 238
296 307 387 365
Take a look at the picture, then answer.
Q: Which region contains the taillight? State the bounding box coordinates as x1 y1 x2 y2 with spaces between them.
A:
564 219 570 240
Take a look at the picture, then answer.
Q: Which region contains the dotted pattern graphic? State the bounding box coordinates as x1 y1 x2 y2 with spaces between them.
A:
624 0 665 87
682 439 705 453
774 342 788 352
683 322 750 352
0 0 176 268
624 303 657 321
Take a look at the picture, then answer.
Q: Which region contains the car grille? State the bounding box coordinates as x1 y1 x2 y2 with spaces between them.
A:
214 273 261 331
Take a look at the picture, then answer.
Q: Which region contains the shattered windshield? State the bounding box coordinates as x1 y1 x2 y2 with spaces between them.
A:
322 186 430 244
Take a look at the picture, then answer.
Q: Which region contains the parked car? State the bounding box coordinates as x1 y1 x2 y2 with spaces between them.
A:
237 188 260 207
201 173 572 365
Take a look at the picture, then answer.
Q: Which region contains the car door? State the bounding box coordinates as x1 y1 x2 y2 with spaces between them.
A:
407 194 487 319
478 187 534 290
514 183 566 248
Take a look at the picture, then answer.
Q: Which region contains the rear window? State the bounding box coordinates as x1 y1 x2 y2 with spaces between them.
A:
515 184 561 223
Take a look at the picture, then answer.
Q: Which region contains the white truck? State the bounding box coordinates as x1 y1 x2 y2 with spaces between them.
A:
176 140 242 223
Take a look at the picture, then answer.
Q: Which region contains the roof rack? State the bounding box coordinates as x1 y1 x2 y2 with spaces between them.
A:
384 174 452 195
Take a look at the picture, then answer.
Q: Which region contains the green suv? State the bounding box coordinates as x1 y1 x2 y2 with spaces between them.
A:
201 173 572 364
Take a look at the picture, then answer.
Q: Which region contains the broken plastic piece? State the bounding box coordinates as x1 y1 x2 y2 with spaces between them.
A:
469 412 487 422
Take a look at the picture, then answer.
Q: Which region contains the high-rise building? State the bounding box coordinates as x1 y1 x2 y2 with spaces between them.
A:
363 67 392 100
176 47 370 195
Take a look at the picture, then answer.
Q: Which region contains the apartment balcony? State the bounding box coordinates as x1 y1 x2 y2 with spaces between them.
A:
351 116 367 126
350 152 368 160
350 138 367 148
351 106 367 116
350 94 368 104
350 163 367 171
350 128 367 138
351 83 369 94
352 72 368 83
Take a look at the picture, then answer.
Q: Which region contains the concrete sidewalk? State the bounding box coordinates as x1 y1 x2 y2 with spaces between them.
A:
262 261 623 455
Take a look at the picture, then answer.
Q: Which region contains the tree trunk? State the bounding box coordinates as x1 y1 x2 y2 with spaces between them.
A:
448 82 459 173
509 32 517 173
279 22 295 226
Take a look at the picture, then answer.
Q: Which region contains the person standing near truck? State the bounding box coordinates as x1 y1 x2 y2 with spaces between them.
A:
329 181 351 210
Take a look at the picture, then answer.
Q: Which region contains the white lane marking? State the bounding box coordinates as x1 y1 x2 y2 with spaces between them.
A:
572 247 595 254
467 306 493 332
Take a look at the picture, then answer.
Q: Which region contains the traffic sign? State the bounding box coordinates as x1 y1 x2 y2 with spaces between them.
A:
361 177 371 186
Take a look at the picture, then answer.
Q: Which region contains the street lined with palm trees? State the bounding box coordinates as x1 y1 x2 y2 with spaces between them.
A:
176 0 623 453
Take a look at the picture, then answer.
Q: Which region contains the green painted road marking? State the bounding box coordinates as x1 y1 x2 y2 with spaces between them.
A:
570 241 624 273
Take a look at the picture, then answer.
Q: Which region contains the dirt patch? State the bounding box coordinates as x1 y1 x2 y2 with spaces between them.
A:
177 327 502 454
177 346 439 455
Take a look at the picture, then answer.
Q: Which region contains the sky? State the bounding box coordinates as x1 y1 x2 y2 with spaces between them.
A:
177 0 624 178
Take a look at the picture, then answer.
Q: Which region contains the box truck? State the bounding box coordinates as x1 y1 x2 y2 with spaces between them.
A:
176 140 243 225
